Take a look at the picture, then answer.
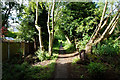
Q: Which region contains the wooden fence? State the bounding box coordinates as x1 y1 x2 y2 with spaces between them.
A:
2 40 34 61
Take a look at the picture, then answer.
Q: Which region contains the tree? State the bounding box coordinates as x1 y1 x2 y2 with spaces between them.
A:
85 0 120 56
47 0 55 56
17 1 48 51
2 1 23 27
35 1 44 51
58 2 98 46
1 1 23 39
46 1 68 56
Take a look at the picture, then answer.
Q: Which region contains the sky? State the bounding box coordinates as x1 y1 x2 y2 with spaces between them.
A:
4 0 29 32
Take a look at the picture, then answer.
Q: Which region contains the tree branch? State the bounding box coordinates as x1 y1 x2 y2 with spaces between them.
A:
94 11 120 45
47 3 52 34
89 0 108 43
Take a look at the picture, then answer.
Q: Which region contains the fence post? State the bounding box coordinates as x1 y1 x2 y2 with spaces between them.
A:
0 38 2 80
23 42 25 56
21 41 25 57
8 42 10 59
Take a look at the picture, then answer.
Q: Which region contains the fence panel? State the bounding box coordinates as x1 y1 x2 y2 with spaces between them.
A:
2 41 34 61
9 42 21 58
2 43 8 61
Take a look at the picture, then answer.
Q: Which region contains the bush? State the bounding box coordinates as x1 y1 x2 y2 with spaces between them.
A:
87 62 107 77
93 42 119 56
72 57 80 64
50 53 58 60
63 41 76 53
2 62 29 80
64 43 76 53
35 49 58 62
76 34 90 51
35 49 51 62
2 61 56 80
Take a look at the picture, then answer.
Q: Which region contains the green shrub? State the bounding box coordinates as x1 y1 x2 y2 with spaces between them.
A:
35 49 58 61
35 49 51 62
72 57 80 64
76 34 90 51
93 42 119 56
25 62 56 80
3 61 56 80
87 62 107 77
2 62 29 80
64 42 76 53
50 53 58 60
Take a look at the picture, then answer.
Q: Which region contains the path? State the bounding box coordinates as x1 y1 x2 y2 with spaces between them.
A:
54 52 79 79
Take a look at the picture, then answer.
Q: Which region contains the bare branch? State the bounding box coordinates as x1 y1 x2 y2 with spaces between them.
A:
47 3 52 33
99 0 108 28
94 11 120 45
89 0 108 43
109 15 119 35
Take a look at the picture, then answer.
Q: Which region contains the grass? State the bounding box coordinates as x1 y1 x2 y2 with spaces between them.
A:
72 57 80 65
2 58 56 80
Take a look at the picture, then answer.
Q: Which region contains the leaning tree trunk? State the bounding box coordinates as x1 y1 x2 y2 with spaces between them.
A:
81 0 120 61
65 35 72 44
35 1 44 51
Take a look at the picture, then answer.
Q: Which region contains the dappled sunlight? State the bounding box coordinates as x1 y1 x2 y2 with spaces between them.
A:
58 51 79 58
54 52 79 78
32 59 55 66
2 1 120 80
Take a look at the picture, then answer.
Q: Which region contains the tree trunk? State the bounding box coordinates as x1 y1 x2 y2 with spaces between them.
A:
39 27 44 50
49 33 53 56
34 36 37 51
65 35 71 44
47 0 55 56
35 1 44 51
85 42 92 54
84 0 120 57
90 0 108 44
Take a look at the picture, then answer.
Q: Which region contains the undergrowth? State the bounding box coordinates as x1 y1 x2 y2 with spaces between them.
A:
2 60 56 80
35 49 58 62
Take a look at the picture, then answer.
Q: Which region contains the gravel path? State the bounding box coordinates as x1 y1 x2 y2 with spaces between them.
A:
54 52 79 79
54 58 68 78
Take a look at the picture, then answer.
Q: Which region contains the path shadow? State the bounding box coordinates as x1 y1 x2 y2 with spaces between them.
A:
48 62 87 80
49 62 120 80
58 52 79 58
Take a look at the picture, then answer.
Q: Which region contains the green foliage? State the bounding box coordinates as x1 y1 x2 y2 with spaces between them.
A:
35 49 58 61
72 57 80 64
87 62 107 76
5 30 17 38
16 15 37 41
2 62 29 80
64 41 76 53
25 63 55 80
2 1 23 27
53 41 61 51
2 61 55 80
54 28 66 41
50 54 58 60
35 50 50 62
77 34 90 51
17 2 48 43
76 16 97 34
93 39 120 56
58 2 98 44
53 29 66 51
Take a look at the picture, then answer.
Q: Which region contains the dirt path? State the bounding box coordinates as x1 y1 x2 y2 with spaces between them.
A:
54 52 79 79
